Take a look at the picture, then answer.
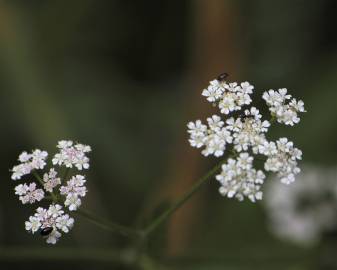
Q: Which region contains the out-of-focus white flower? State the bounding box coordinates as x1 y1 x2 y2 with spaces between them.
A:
263 88 305 126
15 182 45 204
216 153 265 202
264 166 337 246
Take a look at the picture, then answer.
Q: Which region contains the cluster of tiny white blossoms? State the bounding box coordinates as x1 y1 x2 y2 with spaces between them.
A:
187 74 305 202
10 140 91 244
262 88 305 126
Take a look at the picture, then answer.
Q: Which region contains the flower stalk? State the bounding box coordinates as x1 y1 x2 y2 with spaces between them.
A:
76 208 143 239
143 161 224 236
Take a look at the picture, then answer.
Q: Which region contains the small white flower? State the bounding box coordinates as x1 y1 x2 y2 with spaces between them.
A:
202 135 226 157
64 194 82 211
57 140 73 149
25 216 41 233
19 152 32 163
263 88 305 126
237 152 253 170
11 149 48 180
207 115 224 131
48 204 64 218
43 168 61 192
60 175 87 200
56 214 74 233
187 120 207 136
31 150 48 170
74 154 90 170
219 93 237 114
201 78 254 114
12 163 33 180
240 81 254 94
263 138 302 184
46 230 61 244
202 80 224 102
52 140 91 170
229 107 269 153
26 204 75 244
35 207 48 220
15 182 45 204
189 118 233 158
187 120 208 148
216 154 265 202
258 141 277 156
75 144 92 153
15 184 29 196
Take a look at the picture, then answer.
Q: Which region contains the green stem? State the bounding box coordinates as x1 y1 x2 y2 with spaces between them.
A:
143 161 223 236
62 167 71 182
76 208 143 239
32 170 57 202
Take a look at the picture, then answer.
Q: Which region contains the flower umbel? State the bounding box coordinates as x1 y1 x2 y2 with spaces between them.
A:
187 75 306 202
11 140 91 244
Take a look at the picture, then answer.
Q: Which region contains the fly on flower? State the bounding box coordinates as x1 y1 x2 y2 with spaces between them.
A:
10 140 91 244
216 72 229 82
187 76 306 202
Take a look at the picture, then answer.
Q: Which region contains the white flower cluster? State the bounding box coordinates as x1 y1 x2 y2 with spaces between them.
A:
187 76 306 202
263 88 305 126
52 140 91 170
264 166 337 246
25 204 74 244
11 150 48 180
216 153 265 202
43 168 61 192
10 140 91 244
261 138 302 185
15 182 45 204
60 175 87 211
202 80 253 114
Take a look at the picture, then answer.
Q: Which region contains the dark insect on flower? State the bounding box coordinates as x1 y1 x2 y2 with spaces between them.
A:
40 227 53 236
217 72 229 82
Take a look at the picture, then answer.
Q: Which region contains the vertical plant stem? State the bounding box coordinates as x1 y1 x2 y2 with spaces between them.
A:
62 167 71 182
143 161 223 236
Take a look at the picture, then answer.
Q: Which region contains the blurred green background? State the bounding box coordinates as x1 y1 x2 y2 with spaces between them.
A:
0 0 336 269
